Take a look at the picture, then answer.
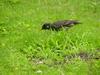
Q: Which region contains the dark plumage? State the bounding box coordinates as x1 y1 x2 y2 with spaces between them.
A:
42 20 81 31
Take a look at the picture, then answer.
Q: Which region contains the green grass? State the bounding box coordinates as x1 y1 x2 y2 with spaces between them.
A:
0 0 100 75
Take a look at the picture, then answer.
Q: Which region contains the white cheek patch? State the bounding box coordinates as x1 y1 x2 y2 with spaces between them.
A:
47 26 49 28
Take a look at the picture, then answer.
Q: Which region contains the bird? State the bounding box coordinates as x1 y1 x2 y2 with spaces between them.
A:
42 20 81 31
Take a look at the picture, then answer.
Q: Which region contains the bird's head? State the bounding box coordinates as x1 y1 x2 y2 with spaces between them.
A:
42 23 51 30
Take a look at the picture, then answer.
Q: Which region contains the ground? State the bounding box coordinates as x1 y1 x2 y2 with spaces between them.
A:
0 0 100 75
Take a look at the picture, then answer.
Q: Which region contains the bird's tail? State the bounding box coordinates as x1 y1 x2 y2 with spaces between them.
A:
74 21 82 24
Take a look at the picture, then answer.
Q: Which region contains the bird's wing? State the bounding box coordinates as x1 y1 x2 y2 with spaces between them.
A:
53 20 69 26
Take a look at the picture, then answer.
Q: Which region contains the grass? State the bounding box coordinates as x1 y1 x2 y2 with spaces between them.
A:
0 0 100 75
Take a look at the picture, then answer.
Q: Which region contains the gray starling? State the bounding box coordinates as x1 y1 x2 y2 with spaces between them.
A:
42 20 81 31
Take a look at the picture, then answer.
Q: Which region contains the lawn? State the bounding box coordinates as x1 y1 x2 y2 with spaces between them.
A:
0 0 100 75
